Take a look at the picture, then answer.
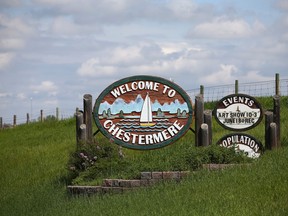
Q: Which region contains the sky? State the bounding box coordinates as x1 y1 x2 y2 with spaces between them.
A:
1 0 288 124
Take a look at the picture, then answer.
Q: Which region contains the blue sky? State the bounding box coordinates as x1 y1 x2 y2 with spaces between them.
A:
1 0 288 124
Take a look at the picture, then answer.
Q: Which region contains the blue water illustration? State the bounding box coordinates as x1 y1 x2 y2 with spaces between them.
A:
116 118 172 132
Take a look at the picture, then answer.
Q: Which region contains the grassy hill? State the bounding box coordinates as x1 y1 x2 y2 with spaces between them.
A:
1 96 288 215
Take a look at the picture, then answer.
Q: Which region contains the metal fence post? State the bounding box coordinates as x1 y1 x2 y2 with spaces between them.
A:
56 107 59 120
13 115 16 127
275 73 280 95
40 110 44 122
26 113 30 124
235 80 239 94
200 85 204 96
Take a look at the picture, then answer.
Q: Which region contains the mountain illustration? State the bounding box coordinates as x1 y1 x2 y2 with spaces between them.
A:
99 94 188 115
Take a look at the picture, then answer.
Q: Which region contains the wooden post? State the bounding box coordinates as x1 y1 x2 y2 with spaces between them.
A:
83 94 93 143
204 110 212 146
56 107 59 120
79 124 87 143
0 117 2 129
200 85 204 96
273 95 281 147
13 115 17 127
275 73 280 95
40 110 44 122
195 94 204 147
76 111 84 145
270 122 278 150
201 123 209 147
26 113 30 124
235 80 239 94
265 111 274 150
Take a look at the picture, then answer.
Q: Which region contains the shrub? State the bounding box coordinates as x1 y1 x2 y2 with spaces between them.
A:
184 145 253 170
67 141 126 184
67 142 252 185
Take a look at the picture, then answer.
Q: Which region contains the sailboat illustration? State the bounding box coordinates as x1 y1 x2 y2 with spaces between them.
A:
140 93 156 127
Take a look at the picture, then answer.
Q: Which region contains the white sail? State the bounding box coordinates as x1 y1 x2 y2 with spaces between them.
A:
140 93 155 126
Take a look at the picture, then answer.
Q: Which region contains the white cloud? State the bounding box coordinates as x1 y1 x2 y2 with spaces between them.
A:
77 43 202 78
31 0 205 25
0 14 34 37
0 52 14 69
50 16 102 36
30 81 58 95
205 64 239 85
189 16 265 39
275 0 288 11
43 99 58 106
0 15 35 69
0 0 21 7
77 58 117 77
241 71 272 83
0 38 25 49
17 93 27 100
0 92 12 98
167 0 198 19
107 45 144 65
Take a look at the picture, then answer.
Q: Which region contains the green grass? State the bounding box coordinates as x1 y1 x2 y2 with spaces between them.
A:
1 96 288 215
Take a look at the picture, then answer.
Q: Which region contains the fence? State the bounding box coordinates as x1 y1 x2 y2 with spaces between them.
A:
186 75 288 102
0 107 75 129
1 74 287 129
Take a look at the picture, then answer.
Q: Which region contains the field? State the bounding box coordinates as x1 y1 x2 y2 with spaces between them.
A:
1 96 288 215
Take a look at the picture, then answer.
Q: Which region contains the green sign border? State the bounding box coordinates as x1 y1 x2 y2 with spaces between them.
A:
93 75 193 150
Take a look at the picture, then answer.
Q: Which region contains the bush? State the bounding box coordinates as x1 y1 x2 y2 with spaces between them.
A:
67 141 127 184
184 145 253 170
67 142 252 185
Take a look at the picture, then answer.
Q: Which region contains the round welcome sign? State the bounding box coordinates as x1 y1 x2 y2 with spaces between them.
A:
93 75 193 150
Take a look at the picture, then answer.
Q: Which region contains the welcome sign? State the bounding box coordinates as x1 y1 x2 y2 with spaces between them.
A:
93 75 193 150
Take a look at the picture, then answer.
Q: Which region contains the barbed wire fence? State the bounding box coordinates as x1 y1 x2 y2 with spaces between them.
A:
0 107 77 128
1 75 287 128
186 78 288 103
